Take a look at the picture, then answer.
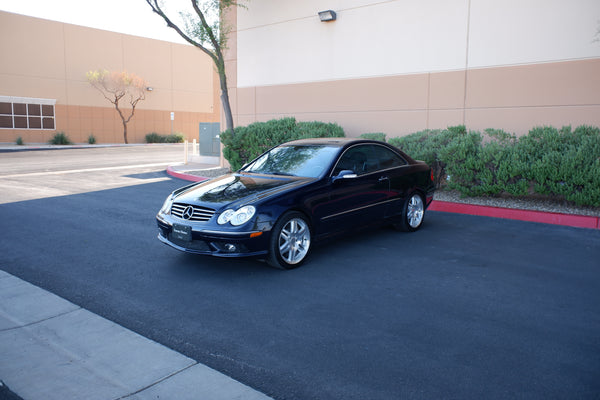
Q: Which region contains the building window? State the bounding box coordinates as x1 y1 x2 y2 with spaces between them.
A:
0 96 56 130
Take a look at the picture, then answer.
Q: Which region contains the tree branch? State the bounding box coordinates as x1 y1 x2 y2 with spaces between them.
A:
191 0 220 51
144 0 241 136
145 0 218 64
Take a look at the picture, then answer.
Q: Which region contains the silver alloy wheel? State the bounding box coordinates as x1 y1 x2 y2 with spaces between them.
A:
278 217 311 265
407 194 424 228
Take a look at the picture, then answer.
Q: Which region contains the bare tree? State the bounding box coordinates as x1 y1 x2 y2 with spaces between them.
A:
146 0 244 137
86 69 148 144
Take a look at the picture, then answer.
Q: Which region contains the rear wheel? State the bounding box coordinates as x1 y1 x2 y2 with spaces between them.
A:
395 193 425 232
267 212 312 269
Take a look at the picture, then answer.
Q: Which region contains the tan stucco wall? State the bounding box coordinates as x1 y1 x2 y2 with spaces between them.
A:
0 11 220 143
231 59 600 137
228 0 600 137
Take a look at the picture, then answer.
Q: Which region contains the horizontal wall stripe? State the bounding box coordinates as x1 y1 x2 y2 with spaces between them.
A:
231 59 600 137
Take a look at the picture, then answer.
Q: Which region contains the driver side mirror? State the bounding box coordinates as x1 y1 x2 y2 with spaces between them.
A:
332 170 358 182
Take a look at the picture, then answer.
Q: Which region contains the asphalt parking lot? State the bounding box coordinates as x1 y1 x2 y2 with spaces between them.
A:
1 146 599 399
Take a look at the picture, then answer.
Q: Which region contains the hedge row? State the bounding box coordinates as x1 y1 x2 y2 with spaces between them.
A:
220 119 599 207
221 117 345 170
387 125 600 207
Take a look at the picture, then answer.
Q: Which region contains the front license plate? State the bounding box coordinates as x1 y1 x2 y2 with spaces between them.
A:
172 223 192 242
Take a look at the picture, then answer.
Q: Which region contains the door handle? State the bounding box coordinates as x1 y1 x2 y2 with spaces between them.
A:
378 176 389 182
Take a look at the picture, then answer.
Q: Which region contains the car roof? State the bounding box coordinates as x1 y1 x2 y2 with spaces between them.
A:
283 138 374 147
282 137 417 164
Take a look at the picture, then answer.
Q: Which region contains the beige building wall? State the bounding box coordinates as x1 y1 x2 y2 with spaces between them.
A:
227 0 600 137
0 11 220 144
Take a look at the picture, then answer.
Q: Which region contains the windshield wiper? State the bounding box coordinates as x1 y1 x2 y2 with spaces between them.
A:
242 169 296 177
269 171 296 177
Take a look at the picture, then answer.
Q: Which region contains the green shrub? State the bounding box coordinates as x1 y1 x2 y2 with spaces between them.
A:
297 121 345 139
389 125 600 207
447 124 467 136
49 132 72 145
438 129 517 196
517 125 600 206
145 132 185 143
165 132 185 143
16 136 24 145
360 132 387 142
88 134 97 145
441 131 487 195
389 126 465 188
221 118 345 170
145 132 164 143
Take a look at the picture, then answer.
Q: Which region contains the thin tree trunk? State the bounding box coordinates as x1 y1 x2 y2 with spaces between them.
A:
122 120 128 144
115 102 129 144
220 81 234 134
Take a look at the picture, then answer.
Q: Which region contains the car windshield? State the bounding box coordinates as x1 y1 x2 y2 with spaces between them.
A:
242 145 340 178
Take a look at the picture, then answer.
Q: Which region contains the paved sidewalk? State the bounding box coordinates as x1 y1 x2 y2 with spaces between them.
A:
0 270 272 400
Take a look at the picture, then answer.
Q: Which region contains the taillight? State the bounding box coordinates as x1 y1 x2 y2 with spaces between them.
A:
430 169 434 182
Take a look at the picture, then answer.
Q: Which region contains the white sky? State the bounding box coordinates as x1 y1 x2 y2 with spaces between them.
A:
0 0 190 44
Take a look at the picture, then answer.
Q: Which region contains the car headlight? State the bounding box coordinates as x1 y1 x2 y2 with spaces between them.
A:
159 195 174 215
217 209 236 225
217 206 256 226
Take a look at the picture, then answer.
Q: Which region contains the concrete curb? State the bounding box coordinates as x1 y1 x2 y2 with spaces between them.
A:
166 165 210 182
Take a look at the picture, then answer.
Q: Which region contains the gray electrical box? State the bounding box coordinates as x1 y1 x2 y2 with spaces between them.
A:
199 122 221 156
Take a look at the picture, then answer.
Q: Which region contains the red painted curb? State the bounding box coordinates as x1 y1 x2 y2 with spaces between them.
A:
429 200 600 230
166 166 209 183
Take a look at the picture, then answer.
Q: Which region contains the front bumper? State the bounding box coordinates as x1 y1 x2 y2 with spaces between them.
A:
156 215 270 258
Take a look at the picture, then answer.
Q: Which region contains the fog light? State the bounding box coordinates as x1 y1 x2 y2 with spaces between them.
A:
224 243 237 253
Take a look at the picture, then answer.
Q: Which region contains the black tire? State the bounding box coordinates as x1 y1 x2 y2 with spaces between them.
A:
395 192 425 232
267 211 312 270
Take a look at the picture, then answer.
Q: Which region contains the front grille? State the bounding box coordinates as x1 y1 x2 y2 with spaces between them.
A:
171 203 215 222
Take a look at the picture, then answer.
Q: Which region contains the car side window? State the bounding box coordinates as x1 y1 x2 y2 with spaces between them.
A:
332 145 369 176
333 144 408 176
370 145 407 170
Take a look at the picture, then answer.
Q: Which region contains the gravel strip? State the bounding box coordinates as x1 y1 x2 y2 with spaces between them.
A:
183 168 600 217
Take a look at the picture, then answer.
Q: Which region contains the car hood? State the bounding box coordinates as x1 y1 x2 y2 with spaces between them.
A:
173 173 314 210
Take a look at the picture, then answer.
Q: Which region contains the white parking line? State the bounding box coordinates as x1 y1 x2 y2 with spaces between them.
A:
0 163 172 179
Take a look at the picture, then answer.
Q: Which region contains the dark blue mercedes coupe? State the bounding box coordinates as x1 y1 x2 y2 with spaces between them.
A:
156 138 435 269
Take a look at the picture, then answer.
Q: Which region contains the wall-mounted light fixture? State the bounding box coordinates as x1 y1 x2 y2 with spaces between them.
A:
146 87 154 91
318 10 337 22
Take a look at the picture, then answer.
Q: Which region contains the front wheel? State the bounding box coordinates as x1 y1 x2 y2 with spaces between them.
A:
267 211 312 270
395 193 425 232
